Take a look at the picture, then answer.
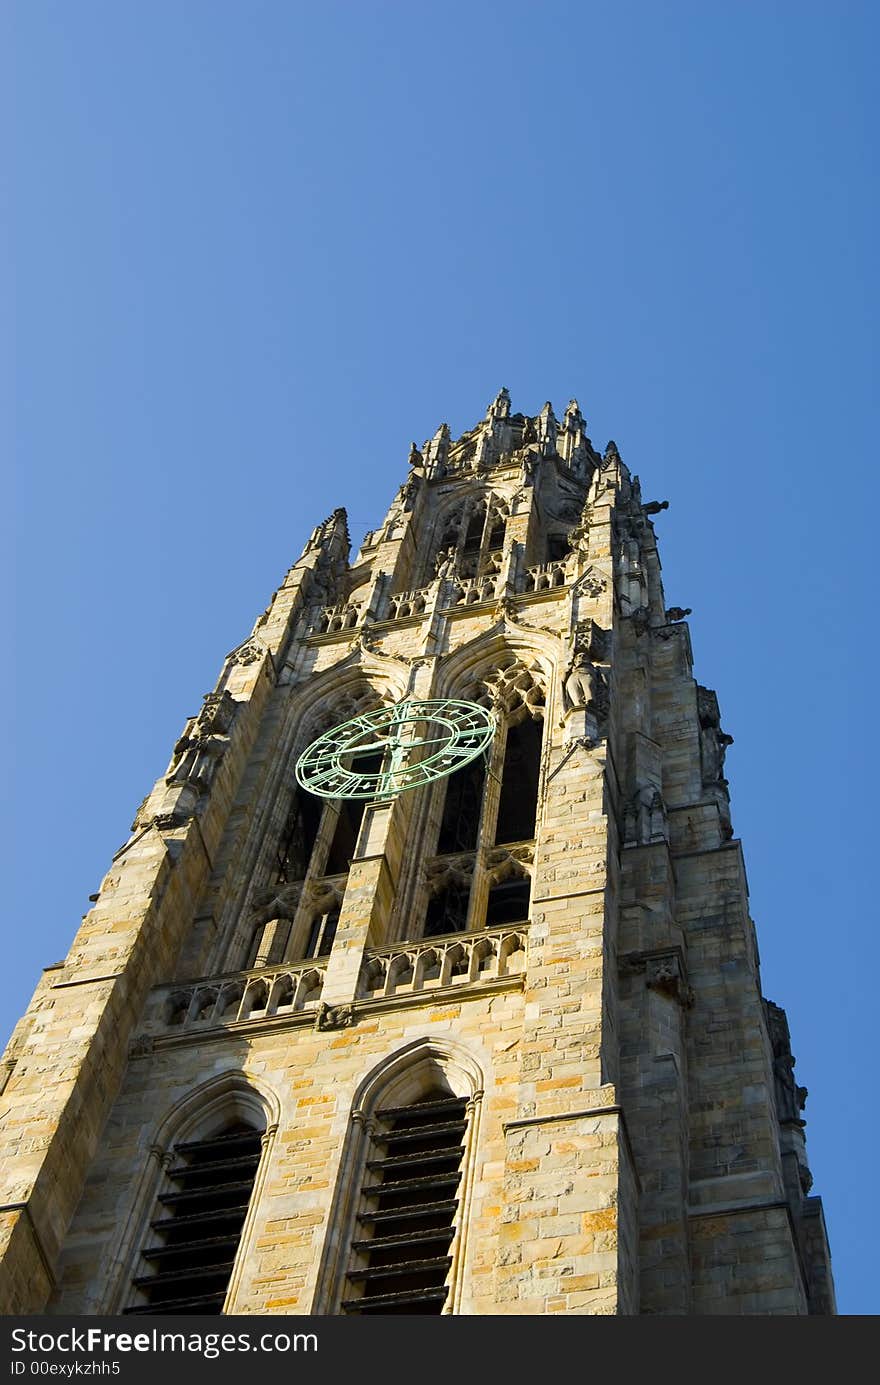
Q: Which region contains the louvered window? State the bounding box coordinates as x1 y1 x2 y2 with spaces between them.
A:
124 1121 262 1315
342 1092 467 1314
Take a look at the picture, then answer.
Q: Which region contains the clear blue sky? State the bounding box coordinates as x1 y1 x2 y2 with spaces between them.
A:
5 1 877 1314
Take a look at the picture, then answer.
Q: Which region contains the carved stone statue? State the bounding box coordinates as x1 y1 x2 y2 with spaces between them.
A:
563 654 607 715
698 687 734 785
166 691 236 794
314 1002 355 1033
700 726 733 784
519 449 538 486
665 607 692 622
434 546 456 580
765 1000 808 1125
394 474 420 512
643 500 669 516
408 441 423 468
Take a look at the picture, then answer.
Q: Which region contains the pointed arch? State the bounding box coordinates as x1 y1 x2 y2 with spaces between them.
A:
105 1070 280 1315
313 1038 484 1315
218 662 405 971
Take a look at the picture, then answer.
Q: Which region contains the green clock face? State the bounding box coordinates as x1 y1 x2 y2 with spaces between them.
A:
295 699 495 800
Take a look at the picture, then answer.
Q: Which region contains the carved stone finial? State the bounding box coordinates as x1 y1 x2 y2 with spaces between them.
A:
304 507 350 558
487 387 511 421
423 423 451 479
604 439 620 461
537 400 558 453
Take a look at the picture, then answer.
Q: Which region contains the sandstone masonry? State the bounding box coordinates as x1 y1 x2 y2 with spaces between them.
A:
0 391 835 1314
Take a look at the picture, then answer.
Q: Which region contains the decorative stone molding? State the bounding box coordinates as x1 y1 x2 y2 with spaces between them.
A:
228 638 267 667
620 949 694 1008
485 844 534 884
573 618 611 663
250 882 302 926
314 1002 355 1032
471 658 545 722
448 573 503 607
572 566 608 598
425 854 475 896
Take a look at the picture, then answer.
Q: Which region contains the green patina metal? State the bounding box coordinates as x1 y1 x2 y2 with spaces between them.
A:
295 698 495 800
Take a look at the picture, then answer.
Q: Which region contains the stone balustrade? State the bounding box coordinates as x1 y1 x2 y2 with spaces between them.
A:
522 560 568 593
155 958 328 1032
357 923 528 1000
386 586 430 621
315 599 362 634
447 572 504 607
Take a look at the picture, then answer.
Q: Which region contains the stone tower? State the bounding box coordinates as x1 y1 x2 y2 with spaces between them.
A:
0 391 834 1315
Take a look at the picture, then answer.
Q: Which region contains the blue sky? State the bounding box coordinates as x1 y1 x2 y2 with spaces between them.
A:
5 1 878 1313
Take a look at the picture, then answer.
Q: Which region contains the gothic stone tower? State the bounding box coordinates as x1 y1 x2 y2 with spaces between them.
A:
0 391 834 1315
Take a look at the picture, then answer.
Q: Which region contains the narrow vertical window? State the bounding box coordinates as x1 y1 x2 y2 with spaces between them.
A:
436 757 486 855
461 507 485 557
495 717 543 844
276 791 322 882
341 1091 467 1314
124 1121 262 1315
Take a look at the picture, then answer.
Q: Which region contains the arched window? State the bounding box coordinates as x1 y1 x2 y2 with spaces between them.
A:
342 1089 467 1314
314 1041 483 1315
123 1115 265 1316
461 504 485 557
234 687 389 971
486 504 507 552
416 657 544 941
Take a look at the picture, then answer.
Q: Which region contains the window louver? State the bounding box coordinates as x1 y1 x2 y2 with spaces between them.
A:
342 1094 467 1315
124 1122 261 1315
